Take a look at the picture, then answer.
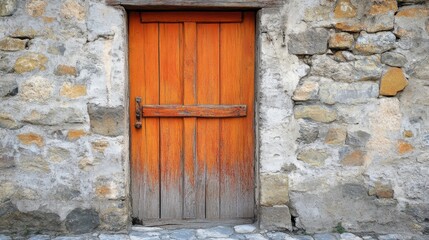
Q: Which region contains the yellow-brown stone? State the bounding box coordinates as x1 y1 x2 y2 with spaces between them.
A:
325 128 347 145
369 183 394 199
0 37 27 51
55 65 77 76
67 129 86 141
369 0 398 15
380 67 408 96
91 141 109 151
26 0 47 17
329 32 354 49
61 0 86 21
334 0 357 19
397 140 413 154
341 150 367 166
14 53 48 74
18 133 44 147
60 83 87 99
396 7 429 18
335 22 363 32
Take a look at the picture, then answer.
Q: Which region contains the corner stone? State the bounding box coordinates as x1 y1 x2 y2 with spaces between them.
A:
88 104 124 137
260 173 289 206
288 28 329 55
259 206 292 231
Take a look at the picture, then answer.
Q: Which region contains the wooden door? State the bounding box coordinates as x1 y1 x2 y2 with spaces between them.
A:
129 11 255 224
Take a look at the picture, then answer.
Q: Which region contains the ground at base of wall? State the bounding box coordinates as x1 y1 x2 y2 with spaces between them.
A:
0 225 427 240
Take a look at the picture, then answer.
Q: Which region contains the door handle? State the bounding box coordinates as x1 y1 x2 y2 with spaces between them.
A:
135 97 142 129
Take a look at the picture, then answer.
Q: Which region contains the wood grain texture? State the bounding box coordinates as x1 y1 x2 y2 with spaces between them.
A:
159 23 183 219
196 23 220 219
183 22 197 219
108 0 283 9
141 12 242 23
142 105 246 117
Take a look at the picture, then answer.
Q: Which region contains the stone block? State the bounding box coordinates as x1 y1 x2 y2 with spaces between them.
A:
369 184 394 199
294 105 337 123
55 65 77 76
381 52 407 67
0 77 18 98
325 128 347 145
319 82 379 105
20 76 53 102
259 206 292 231
260 173 289 206
380 68 408 96
67 129 86 141
329 32 354 49
60 83 87 99
88 104 124 137
0 113 21 130
0 0 17 16
26 0 48 17
23 107 86 126
292 81 319 102
334 0 357 19
0 37 27 51
409 57 429 80
196 226 233 238
346 130 371 147
340 149 367 166
61 0 87 21
297 123 319 144
18 154 50 173
18 133 44 147
288 28 329 55
354 32 396 55
14 53 48 73
65 208 100 234
297 149 329 167
396 6 429 18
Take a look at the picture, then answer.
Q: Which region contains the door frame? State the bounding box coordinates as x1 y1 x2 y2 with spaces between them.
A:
110 0 282 227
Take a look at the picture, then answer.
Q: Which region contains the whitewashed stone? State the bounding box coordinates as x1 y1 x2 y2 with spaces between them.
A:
233 224 256 234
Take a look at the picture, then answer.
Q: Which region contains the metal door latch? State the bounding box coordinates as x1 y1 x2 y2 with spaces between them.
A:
135 97 142 129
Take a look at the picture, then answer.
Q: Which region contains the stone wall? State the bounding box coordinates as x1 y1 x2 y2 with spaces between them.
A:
0 0 129 235
258 0 429 235
0 0 428 236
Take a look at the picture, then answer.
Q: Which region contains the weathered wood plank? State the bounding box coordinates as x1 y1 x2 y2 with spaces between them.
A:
142 105 247 118
183 22 197 219
196 23 221 219
107 0 283 9
141 11 242 23
159 23 183 219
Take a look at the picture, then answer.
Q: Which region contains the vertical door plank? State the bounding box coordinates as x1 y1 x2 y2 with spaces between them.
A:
219 22 242 219
159 23 184 219
237 12 255 218
183 22 197 219
196 23 221 219
129 12 144 220
141 22 161 220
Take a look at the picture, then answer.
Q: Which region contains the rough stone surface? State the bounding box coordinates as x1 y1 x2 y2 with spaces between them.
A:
294 105 337 123
0 37 27 51
341 149 367 166
334 0 357 19
14 53 48 74
354 32 396 55
20 76 53 102
381 52 407 67
60 83 87 98
288 29 329 55
196 226 233 239
319 82 379 105
0 0 17 16
325 128 347 145
297 149 330 167
88 104 125 137
65 208 100 234
379 67 408 96
0 76 18 97
55 65 78 76
260 173 289 206
292 81 319 101
329 32 354 49
259 206 292 231
233 225 256 234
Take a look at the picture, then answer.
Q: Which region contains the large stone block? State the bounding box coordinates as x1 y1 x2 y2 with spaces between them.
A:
65 208 100 234
88 104 125 137
354 32 396 55
259 206 292 231
319 82 379 105
288 29 329 55
260 173 289 206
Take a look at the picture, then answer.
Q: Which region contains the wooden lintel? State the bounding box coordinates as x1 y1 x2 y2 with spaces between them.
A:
106 0 283 10
142 105 247 118
140 11 242 23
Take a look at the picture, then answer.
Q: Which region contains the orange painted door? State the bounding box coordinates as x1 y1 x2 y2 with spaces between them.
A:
129 11 255 223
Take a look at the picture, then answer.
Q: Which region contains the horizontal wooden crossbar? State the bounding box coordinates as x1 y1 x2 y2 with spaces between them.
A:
142 104 247 117
140 11 242 23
